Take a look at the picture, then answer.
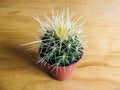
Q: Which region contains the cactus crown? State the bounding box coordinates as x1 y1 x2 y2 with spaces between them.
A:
22 9 85 66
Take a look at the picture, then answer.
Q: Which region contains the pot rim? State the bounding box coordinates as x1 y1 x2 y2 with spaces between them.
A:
42 57 82 68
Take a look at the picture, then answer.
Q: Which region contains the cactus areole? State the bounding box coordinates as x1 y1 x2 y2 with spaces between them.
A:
22 9 85 80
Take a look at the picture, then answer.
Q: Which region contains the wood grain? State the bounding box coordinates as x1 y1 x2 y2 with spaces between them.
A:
0 0 120 90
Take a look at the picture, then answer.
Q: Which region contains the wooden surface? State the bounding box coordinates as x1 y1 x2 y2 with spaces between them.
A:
0 0 120 90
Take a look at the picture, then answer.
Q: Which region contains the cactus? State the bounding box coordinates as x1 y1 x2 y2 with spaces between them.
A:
36 9 84 66
39 30 83 66
21 9 85 66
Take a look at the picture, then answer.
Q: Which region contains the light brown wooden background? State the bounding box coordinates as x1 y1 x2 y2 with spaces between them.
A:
0 0 120 90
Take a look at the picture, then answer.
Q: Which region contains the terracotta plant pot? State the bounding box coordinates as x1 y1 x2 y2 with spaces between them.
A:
44 59 81 81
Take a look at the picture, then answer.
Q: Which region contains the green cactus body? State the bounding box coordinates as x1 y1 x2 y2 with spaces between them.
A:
39 30 83 66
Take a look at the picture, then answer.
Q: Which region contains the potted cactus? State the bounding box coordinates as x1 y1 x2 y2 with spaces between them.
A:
22 9 85 80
